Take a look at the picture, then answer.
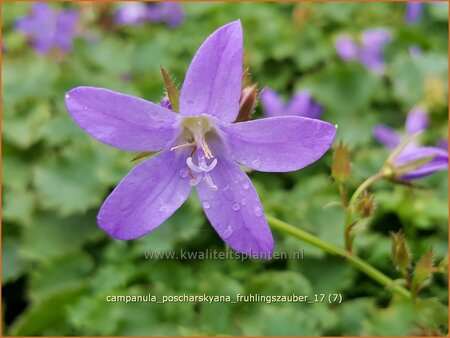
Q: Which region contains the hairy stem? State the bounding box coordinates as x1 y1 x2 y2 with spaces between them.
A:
344 172 384 250
267 215 411 299
348 172 384 207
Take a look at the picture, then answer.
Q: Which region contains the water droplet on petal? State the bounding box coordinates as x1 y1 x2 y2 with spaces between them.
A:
223 225 233 239
254 205 263 217
232 203 240 211
202 201 210 209
242 182 250 190
179 168 189 178
241 198 247 205
65 94 70 99
83 105 88 111
252 159 261 170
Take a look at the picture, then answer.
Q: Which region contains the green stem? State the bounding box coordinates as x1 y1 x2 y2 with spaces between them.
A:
267 215 411 299
344 172 384 251
349 172 384 207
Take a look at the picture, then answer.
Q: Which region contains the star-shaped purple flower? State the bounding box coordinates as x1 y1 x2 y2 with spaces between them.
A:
335 29 392 73
373 107 448 180
65 21 336 256
115 2 184 28
260 88 323 119
15 2 79 54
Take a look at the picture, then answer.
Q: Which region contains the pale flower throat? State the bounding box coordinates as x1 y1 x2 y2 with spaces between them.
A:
171 116 219 190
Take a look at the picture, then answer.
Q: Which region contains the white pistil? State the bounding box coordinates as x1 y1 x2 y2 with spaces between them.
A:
186 144 218 191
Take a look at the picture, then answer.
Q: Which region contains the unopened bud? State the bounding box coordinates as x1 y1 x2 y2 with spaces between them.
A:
390 231 412 273
412 249 434 293
331 141 351 183
355 191 376 218
234 85 258 123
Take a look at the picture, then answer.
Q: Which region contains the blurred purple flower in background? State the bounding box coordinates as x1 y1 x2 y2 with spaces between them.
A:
260 88 323 119
15 2 79 54
65 21 336 256
334 36 359 61
114 2 150 25
405 2 424 23
148 2 185 28
373 107 448 180
335 29 392 73
115 2 184 28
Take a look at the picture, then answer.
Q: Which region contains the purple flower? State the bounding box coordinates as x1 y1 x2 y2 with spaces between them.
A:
373 107 447 180
114 2 150 25
115 2 184 28
147 2 184 28
405 2 424 24
438 139 448 151
335 36 359 61
65 21 336 256
335 29 392 73
15 2 79 54
260 88 323 119
359 29 392 73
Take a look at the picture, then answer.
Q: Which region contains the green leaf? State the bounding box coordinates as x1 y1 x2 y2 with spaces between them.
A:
3 102 51 149
9 284 87 336
33 146 110 215
2 237 28 284
29 253 94 302
3 189 35 225
2 57 59 103
20 211 102 263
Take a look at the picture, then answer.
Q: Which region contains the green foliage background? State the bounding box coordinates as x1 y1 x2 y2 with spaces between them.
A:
2 2 448 336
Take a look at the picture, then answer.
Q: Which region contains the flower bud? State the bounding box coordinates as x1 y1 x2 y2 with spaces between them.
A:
355 191 376 218
412 249 434 292
390 231 411 273
234 85 258 123
331 141 351 183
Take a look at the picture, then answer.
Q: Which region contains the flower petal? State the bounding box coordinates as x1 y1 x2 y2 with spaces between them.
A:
65 86 179 152
360 29 392 73
260 88 284 117
395 146 448 180
335 36 359 61
405 2 424 24
179 20 242 122
195 154 274 256
373 124 401 150
55 10 79 51
285 91 323 119
220 116 336 172
405 107 429 135
98 150 192 240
